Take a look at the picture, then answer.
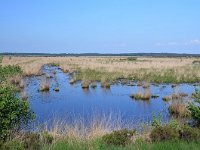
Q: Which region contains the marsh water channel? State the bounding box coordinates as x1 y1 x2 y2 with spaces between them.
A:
22 65 199 128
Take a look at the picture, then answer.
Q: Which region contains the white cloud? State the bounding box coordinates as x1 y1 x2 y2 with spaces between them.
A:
156 39 200 47
155 42 179 46
185 39 200 45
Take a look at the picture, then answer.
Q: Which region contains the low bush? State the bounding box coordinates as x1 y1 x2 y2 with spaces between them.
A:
0 65 22 83
22 132 41 150
102 129 135 146
150 125 179 142
188 89 200 126
41 132 54 145
0 86 34 140
179 125 200 142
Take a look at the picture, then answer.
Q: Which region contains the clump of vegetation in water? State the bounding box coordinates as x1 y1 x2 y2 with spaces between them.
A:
101 78 111 89
81 80 90 89
151 95 159 99
39 78 50 92
54 87 59 92
19 80 25 89
142 82 150 88
69 78 77 84
162 96 172 101
91 81 97 88
130 92 151 100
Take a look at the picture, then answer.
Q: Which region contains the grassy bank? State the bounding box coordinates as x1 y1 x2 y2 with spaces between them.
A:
2 56 200 83
73 66 200 84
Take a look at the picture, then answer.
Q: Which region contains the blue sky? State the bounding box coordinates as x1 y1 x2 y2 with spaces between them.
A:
0 0 200 54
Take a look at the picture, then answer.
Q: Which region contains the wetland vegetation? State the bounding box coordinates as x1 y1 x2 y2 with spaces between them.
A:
1 56 200 150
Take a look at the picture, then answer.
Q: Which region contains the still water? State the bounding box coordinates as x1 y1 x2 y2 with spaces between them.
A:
23 66 198 127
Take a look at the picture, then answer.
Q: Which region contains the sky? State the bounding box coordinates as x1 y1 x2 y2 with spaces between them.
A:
0 0 200 54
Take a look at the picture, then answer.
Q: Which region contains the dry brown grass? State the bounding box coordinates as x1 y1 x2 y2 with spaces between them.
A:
40 114 124 141
2 56 200 82
130 88 151 100
40 78 50 92
19 79 25 88
169 102 190 118
81 80 90 89
21 91 28 101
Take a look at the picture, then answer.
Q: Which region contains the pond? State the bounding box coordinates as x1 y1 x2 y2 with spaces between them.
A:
22 65 199 128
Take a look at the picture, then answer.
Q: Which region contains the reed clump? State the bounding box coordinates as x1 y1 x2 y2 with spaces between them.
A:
169 103 190 118
172 94 182 100
100 78 111 89
19 80 25 88
178 92 188 97
91 81 97 88
21 91 28 101
162 96 172 101
130 92 151 100
69 78 76 84
81 80 91 89
54 87 59 92
142 82 150 89
40 78 50 92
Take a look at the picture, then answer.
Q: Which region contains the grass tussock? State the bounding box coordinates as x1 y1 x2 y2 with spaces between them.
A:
19 79 25 88
81 80 90 89
169 103 190 118
54 87 59 92
130 91 151 100
101 80 111 89
40 78 50 92
91 81 97 88
162 96 172 101
21 91 28 101
69 78 76 84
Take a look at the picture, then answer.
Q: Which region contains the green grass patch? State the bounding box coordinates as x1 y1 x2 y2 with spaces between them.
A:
74 69 124 82
0 65 22 83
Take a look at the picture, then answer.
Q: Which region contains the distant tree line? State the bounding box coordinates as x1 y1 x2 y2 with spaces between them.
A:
0 52 200 57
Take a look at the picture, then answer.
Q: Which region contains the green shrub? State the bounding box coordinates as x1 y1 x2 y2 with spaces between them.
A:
0 86 35 140
188 89 200 126
102 129 135 146
151 114 162 128
22 132 41 150
150 125 179 142
179 125 200 142
41 132 54 145
0 140 23 150
0 65 22 83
